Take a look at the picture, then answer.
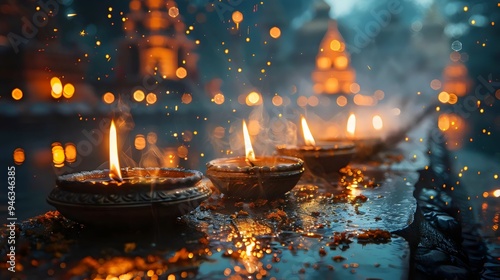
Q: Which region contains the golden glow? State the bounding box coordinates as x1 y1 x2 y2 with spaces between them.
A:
129 0 140 10
12 88 23 100
438 91 450 103
269 27 281 39
242 120 255 161
52 143 65 167
146 93 157 104
134 134 146 150
133 90 145 102
63 83 75 98
213 93 225 105
347 113 356 138
64 143 77 163
301 116 316 146
13 148 25 165
372 115 383 130
103 92 115 104
109 120 122 181
176 67 187 79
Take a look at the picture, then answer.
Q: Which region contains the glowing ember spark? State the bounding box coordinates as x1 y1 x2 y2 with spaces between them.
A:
301 116 316 146
372 115 383 130
109 120 122 181
242 120 256 162
347 113 356 138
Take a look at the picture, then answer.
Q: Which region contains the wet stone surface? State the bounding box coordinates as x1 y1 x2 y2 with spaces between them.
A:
0 166 417 279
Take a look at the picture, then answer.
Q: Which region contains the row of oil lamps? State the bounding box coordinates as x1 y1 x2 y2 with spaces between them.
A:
47 115 382 227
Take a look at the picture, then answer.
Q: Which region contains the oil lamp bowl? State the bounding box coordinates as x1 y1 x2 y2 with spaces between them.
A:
276 141 355 175
205 156 304 199
321 138 383 160
47 167 211 227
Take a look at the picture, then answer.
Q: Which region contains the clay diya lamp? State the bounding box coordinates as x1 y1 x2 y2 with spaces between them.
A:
321 114 383 160
206 120 304 199
276 116 355 175
47 120 211 227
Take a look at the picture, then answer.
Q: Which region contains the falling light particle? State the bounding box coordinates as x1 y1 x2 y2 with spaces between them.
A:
96 41 101 46
494 174 498 179
463 6 468 11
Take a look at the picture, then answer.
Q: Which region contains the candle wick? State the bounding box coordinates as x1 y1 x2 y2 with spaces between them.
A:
245 158 255 167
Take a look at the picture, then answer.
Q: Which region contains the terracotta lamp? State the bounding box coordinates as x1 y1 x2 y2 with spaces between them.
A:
47 120 211 227
206 120 304 199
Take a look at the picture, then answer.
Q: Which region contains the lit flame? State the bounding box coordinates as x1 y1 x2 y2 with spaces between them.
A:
301 116 316 146
109 120 123 181
347 113 356 138
372 115 383 130
242 120 256 162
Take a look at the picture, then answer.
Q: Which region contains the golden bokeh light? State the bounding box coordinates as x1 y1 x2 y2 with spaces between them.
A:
146 92 157 104
438 91 450 103
308 96 319 107
246 91 261 106
134 134 146 150
63 83 75 98
372 115 383 130
51 77 63 99
448 93 458 105
213 126 225 139
330 40 341 51
64 143 77 163
347 114 356 138
181 93 192 104
176 67 187 79
334 56 348 69
103 92 115 104
168 7 179 18
297 96 308 107
177 145 189 158
269 27 281 39
52 143 65 167
316 57 331 70
349 83 360 94
232 11 243 24
336 95 348 107
272 95 283 106
12 88 23 100
438 114 450 131
133 90 145 102
13 148 25 165
213 93 225 105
